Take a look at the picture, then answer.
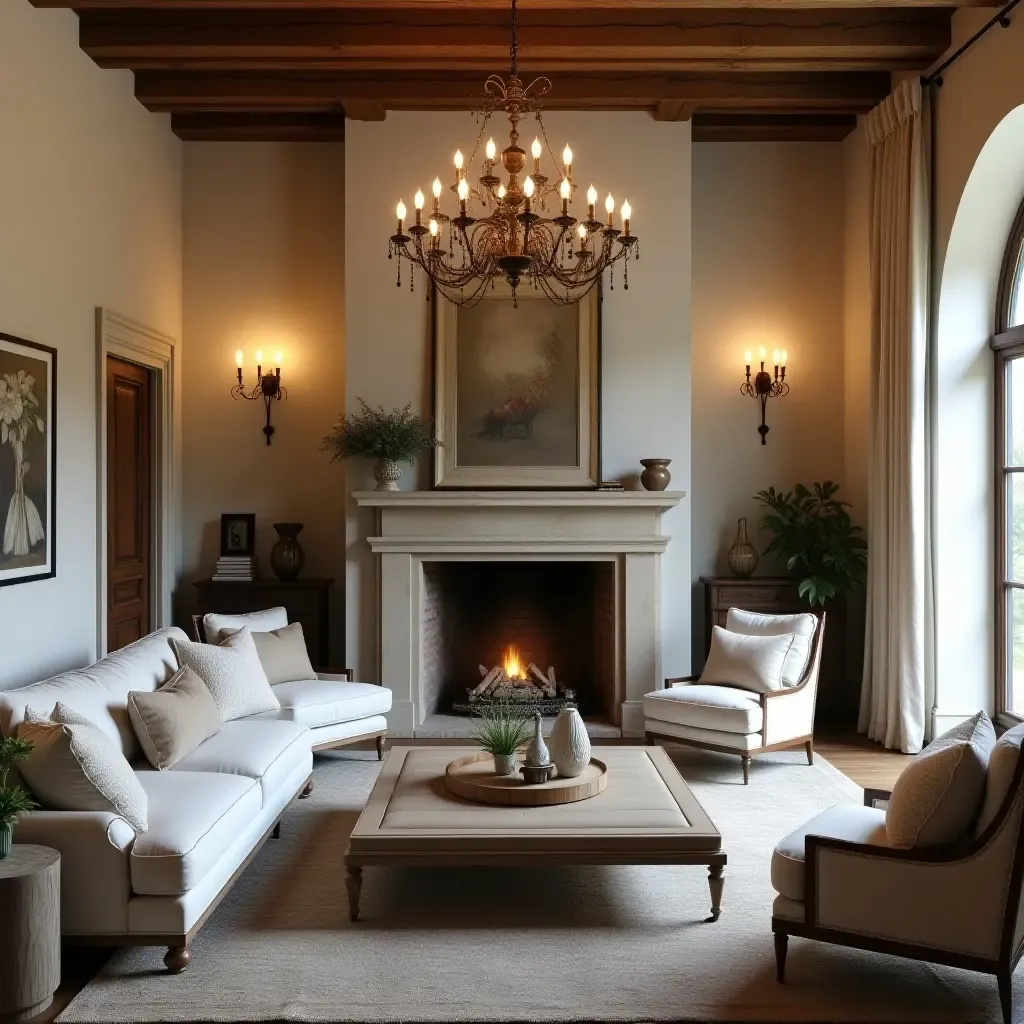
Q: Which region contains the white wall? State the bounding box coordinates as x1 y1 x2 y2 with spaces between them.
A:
691 142 847 661
0 0 182 689
179 143 346 657
345 111 691 685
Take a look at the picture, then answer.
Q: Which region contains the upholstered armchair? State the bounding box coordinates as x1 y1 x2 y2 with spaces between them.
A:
644 612 825 784
771 734 1024 1024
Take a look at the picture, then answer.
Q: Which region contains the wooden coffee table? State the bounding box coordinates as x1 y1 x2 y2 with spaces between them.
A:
344 745 726 922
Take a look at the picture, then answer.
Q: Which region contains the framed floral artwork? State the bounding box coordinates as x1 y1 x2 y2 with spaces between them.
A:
432 284 600 488
0 333 56 586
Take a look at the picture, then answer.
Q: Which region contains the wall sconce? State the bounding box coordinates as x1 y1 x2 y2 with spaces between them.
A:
741 347 789 445
232 350 287 445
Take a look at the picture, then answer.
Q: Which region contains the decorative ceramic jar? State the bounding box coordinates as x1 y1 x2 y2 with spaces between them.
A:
270 523 305 581
639 458 672 491
374 458 403 491
726 517 759 578
492 753 518 777
0 821 11 860
549 706 591 778
524 712 551 767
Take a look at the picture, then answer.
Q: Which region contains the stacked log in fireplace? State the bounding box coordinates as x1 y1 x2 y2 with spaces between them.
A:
451 655 577 717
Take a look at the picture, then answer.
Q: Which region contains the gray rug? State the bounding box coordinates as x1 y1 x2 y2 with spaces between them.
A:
59 747 1009 1023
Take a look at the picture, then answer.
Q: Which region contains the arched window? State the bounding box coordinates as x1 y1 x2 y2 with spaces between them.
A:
995 196 1024 720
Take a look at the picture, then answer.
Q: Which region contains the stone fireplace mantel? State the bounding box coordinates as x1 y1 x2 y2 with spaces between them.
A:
354 489 685 737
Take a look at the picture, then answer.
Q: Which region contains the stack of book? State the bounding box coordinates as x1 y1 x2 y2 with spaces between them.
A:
212 556 257 582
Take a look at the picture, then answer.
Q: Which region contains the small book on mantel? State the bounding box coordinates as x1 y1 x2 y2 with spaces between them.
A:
213 556 257 582
596 480 625 491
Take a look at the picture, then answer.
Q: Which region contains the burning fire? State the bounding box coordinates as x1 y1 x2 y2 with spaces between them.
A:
503 645 524 681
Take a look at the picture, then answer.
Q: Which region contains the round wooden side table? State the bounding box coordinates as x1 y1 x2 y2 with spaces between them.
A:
0 845 60 1024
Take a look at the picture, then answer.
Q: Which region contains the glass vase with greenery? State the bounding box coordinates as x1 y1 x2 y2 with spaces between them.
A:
753 481 867 606
0 737 37 859
472 702 532 777
321 399 440 491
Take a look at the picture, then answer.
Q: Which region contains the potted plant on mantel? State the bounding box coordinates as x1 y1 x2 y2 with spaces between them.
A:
753 481 867 607
0 737 37 859
321 399 441 491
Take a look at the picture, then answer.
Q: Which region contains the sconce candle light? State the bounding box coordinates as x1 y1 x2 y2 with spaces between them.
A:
232 349 287 445
740 346 789 445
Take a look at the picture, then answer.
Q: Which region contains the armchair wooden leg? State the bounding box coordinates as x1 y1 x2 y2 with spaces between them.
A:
805 739 814 765
774 932 788 983
271 822 281 839
376 736 385 761
300 779 314 798
998 970 1012 1024
164 946 192 974
742 756 751 785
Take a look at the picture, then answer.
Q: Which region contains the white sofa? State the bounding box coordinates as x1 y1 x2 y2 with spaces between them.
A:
0 626 391 973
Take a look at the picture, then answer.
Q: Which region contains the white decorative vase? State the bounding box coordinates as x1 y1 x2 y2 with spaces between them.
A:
549 706 591 778
373 458 403 491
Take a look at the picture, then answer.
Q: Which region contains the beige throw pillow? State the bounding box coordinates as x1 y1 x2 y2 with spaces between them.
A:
886 711 996 848
698 626 797 694
127 666 221 770
725 608 818 687
18 703 149 832
171 627 279 722
974 721 1024 837
217 622 316 686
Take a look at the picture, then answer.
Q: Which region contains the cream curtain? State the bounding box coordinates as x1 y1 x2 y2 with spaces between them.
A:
859 79 932 754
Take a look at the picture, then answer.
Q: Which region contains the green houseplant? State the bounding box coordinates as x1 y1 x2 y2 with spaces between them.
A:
0 737 37 859
472 703 532 777
322 399 440 491
753 481 867 606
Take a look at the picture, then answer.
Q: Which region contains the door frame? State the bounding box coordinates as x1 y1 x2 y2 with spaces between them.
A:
96 309 177 657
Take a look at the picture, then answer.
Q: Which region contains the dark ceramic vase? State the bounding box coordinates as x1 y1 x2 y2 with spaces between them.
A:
270 523 305 581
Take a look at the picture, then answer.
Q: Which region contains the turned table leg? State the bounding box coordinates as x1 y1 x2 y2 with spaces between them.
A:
706 864 725 922
345 865 363 922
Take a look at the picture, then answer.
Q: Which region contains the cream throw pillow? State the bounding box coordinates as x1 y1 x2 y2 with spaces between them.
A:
975 722 1024 837
725 608 817 687
698 626 797 694
18 703 149 832
201 607 288 644
217 622 316 686
171 627 279 722
886 711 996 848
128 666 222 770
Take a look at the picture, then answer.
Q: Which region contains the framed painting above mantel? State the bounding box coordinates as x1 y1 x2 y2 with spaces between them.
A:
432 284 600 488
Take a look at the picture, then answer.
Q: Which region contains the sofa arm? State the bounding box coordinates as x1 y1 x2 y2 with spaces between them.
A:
16 810 136 935
762 684 816 746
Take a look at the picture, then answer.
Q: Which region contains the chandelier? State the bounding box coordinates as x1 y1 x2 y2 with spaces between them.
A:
387 0 638 307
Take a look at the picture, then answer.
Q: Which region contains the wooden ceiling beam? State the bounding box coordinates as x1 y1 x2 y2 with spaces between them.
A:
691 111 856 140
32 1 999 9
170 109 345 139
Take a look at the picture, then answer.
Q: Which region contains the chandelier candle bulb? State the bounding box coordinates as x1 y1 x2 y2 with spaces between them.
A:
621 199 631 235
235 349 243 369
605 193 615 228
485 138 497 163
457 177 469 215
559 177 571 217
396 199 406 232
531 137 542 173
274 352 282 372
562 144 573 177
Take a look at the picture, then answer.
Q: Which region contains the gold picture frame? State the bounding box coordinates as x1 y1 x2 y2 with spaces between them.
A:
432 284 600 489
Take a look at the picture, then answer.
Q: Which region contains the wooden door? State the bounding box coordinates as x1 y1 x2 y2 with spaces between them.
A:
107 357 153 652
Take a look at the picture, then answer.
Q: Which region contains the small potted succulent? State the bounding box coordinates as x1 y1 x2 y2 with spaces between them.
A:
321 399 441 491
0 737 37 859
472 703 532 776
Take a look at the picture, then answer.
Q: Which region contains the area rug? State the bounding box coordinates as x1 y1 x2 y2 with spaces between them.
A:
59 746 1009 1024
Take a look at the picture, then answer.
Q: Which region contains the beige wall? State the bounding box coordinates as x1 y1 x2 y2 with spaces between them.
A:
179 143 346 659
0 0 181 689
691 142 847 660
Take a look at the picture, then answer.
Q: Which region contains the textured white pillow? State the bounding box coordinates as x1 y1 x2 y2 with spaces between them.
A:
18 703 149 832
698 626 797 694
887 711 996 848
726 608 817 687
171 627 280 722
975 722 1024 837
201 607 288 643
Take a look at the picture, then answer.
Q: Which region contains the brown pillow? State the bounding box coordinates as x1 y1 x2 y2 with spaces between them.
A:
217 621 316 686
127 666 221 770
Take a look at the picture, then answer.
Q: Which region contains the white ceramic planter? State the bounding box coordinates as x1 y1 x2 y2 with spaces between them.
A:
549 707 591 778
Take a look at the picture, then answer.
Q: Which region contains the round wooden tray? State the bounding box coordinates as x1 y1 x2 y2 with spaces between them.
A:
444 752 608 806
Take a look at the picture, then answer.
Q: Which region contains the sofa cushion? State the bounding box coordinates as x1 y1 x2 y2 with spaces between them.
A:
250 679 393 729
886 711 996 848
0 627 186 759
642 684 763 735
127 666 222 771
726 608 817 687
976 722 1024 837
698 626 796 694
771 804 888 901
217 622 317 686
201 607 288 644
130 771 262 896
171 628 280 722
168 720 310 805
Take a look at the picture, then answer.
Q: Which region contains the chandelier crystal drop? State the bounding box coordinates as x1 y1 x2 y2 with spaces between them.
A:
387 0 638 307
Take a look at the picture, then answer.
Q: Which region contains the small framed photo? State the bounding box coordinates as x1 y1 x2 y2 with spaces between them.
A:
220 513 255 556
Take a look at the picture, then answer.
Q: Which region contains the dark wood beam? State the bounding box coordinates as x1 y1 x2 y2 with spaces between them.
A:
692 111 856 140
78 8 950 72
134 69 892 113
32 1 1000 9
171 109 345 139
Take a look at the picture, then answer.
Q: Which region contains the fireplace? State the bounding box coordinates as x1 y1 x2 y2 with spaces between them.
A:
421 561 616 720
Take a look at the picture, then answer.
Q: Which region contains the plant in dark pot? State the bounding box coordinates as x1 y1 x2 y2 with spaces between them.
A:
753 481 867 606
321 399 441 491
0 737 37 859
